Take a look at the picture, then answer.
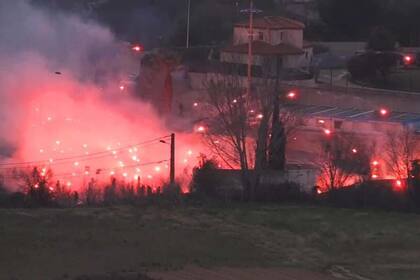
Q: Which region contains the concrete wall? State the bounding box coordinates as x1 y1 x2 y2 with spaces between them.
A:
211 168 318 194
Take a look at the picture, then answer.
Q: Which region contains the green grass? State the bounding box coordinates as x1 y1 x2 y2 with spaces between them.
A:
1 204 420 279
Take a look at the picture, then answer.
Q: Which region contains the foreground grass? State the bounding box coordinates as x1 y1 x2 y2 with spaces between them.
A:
1 203 420 279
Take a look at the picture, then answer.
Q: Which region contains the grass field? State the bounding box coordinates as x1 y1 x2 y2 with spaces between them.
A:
1 203 420 280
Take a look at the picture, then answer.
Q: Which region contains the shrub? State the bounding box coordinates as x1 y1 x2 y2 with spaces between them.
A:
323 181 408 211
191 158 222 197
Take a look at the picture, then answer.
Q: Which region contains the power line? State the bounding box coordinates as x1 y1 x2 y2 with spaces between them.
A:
0 135 171 169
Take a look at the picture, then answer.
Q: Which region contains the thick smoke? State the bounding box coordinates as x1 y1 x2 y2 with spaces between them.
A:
0 0 203 191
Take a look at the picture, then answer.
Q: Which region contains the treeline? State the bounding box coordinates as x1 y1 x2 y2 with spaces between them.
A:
31 0 420 47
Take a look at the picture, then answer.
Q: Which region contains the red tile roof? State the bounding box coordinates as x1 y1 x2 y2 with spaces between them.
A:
235 16 305 30
222 41 304 56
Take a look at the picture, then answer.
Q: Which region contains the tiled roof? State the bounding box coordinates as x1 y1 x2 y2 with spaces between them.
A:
222 41 304 56
235 16 305 30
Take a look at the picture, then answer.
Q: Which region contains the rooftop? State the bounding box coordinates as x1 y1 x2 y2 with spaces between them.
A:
283 104 420 124
235 16 305 30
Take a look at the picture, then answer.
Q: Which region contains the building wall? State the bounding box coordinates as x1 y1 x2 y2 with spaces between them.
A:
210 169 318 194
233 26 303 48
220 52 266 66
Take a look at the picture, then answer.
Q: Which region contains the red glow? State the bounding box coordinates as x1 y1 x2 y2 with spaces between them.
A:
287 91 297 99
372 160 380 166
352 148 358 154
404 55 413 64
119 85 125 91
132 45 143 52
379 108 389 116
324 129 332 136
196 126 206 133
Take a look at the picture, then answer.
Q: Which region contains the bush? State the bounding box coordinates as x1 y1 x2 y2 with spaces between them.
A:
348 51 399 83
322 181 408 211
191 159 222 198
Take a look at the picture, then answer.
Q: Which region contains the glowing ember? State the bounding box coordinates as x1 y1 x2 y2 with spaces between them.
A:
256 114 264 119
379 108 389 116
287 91 297 99
196 126 206 133
324 129 332 135
404 55 413 64
133 45 143 52
352 148 358 154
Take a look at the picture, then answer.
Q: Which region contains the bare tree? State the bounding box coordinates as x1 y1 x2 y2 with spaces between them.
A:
203 70 277 200
384 127 419 182
318 133 372 190
12 167 55 206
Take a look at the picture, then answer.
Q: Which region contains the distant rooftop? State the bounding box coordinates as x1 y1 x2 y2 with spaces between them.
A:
235 16 305 30
283 104 420 124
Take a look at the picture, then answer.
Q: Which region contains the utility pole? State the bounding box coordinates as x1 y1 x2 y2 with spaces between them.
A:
170 133 176 185
240 0 261 97
247 0 254 97
186 0 191 48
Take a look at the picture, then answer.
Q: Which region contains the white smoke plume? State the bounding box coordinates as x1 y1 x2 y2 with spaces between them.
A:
0 0 204 191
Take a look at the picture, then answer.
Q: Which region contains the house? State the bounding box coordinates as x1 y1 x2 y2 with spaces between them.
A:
220 16 313 76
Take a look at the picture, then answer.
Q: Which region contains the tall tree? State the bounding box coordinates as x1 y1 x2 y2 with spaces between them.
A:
317 0 383 40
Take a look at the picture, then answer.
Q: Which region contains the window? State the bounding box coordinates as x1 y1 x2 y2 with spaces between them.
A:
334 120 343 130
258 31 264 41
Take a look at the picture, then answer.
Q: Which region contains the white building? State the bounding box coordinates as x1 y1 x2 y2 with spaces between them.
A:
221 16 313 75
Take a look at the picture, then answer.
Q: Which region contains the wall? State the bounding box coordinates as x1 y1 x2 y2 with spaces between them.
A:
210 168 318 194
233 26 303 48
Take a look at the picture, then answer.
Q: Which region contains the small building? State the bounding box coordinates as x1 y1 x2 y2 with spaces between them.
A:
220 16 313 76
